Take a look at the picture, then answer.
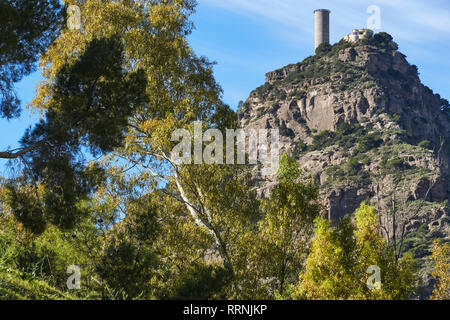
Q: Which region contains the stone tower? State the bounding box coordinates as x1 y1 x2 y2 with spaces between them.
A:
314 9 330 50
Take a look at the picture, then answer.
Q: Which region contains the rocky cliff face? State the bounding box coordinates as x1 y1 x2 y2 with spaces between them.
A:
238 35 450 297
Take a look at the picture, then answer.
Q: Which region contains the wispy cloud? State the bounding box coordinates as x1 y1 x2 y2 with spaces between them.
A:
202 0 450 44
196 0 450 105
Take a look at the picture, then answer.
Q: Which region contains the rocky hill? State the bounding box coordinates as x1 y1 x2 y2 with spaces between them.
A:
237 33 450 297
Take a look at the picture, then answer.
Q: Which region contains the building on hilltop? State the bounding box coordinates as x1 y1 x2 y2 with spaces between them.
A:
314 9 374 49
343 29 374 43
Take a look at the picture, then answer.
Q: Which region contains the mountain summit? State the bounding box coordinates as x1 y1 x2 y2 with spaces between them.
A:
238 33 450 298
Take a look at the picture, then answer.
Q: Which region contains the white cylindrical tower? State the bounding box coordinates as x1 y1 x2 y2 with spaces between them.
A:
314 9 330 50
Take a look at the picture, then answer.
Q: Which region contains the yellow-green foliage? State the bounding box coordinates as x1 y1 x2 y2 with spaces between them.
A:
294 202 415 300
0 268 79 300
0 222 80 300
0 0 435 301
254 154 320 298
430 240 450 300
293 217 355 299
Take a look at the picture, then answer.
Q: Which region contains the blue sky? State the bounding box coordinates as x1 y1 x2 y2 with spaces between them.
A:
1 0 450 168
189 0 450 107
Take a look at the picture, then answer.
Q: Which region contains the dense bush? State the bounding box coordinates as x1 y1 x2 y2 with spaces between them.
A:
293 139 307 158
356 133 383 153
325 156 371 188
361 32 399 53
315 42 332 56
385 157 406 169
308 123 371 153
309 130 336 150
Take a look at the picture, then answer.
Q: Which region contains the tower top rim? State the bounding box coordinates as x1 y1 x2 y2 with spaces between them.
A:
314 9 331 13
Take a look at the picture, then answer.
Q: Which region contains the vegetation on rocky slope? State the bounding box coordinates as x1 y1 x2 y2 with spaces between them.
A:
239 31 450 298
1 0 449 300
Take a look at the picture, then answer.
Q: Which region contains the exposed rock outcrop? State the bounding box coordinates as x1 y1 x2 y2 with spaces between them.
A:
238 35 450 298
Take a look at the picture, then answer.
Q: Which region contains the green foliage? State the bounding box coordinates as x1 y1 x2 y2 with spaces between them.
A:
346 156 363 175
393 113 401 123
16 227 91 289
0 270 79 300
97 236 158 299
277 154 300 182
256 107 265 119
254 82 274 100
273 88 287 100
356 133 383 153
51 36 148 155
293 139 307 158
293 216 356 299
96 198 161 299
255 154 321 298
418 140 431 149
327 39 353 56
430 240 450 300
162 263 231 300
285 40 375 91
0 0 62 119
315 42 332 56
4 36 148 234
0 0 443 302
325 154 371 189
211 103 237 131
361 32 399 53
280 121 295 138
308 123 372 153
295 90 307 100
373 32 399 51
294 203 416 300
0 214 99 299
385 156 406 169
309 130 336 150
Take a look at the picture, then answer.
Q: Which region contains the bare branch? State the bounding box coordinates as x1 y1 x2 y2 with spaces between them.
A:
0 142 43 159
